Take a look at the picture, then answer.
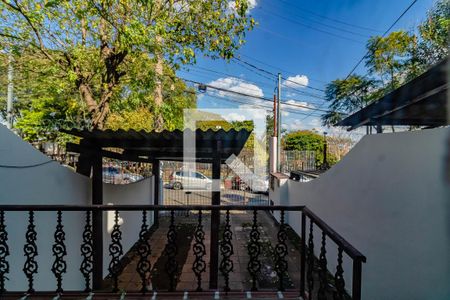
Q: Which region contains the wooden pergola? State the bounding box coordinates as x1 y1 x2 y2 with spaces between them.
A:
62 128 251 289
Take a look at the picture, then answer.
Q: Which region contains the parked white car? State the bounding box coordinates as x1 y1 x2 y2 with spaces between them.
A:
103 166 144 184
169 170 212 190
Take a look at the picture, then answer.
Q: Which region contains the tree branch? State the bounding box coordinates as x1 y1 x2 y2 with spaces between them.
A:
2 0 55 62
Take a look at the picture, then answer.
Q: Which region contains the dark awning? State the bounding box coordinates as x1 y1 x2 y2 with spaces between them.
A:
62 128 251 175
337 58 449 130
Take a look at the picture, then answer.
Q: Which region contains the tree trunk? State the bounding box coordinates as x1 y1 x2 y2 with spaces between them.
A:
153 0 164 131
77 78 114 130
154 37 164 131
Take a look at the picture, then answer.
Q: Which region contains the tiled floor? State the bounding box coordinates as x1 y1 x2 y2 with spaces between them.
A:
117 210 302 293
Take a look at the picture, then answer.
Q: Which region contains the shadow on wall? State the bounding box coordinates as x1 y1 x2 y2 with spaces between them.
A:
103 177 154 277
283 128 450 300
0 125 156 290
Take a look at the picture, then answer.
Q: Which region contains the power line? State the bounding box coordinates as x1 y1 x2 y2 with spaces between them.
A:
237 53 328 84
259 5 371 39
277 0 383 33
180 65 326 108
203 92 322 117
232 57 327 96
256 9 365 44
179 77 344 114
231 57 278 82
344 0 419 79
180 66 276 91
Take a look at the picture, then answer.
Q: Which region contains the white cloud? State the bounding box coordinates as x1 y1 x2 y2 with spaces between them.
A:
286 91 297 98
281 111 290 117
228 0 257 13
283 99 315 111
209 77 264 98
282 119 303 131
223 112 246 122
283 75 309 89
208 77 266 110
308 118 321 128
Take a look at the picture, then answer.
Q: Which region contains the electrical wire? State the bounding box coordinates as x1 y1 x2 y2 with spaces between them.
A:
203 92 322 117
256 9 365 44
232 57 327 98
179 66 276 91
258 5 371 39
0 160 55 168
179 77 345 114
277 0 383 33
179 66 326 112
344 0 419 79
236 53 328 84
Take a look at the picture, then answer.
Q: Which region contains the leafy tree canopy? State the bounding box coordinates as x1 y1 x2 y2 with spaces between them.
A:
283 130 337 167
0 51 196 143
321 0 449 127
418 0 450 66
365 31 416 89
322 75 382 127
0 0 255 129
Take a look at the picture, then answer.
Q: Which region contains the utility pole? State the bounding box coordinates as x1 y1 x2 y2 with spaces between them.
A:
276 73 281 172
6 54 14 129
323 131 328 169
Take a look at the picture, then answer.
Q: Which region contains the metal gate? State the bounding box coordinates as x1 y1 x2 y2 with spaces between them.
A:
160 161 268 207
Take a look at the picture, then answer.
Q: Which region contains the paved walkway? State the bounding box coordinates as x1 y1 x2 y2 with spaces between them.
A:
116 210 302 293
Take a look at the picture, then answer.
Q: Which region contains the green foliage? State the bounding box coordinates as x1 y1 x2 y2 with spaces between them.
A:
0 51 90 143
0 0 255 129
418 0 450 66
283 130 337 167
322 0 449 127
15 96 85 143
104 107 154 131
365 31 416 89
321 75 381 126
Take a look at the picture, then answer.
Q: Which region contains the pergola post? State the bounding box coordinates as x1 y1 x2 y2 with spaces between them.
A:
91 151 103 290
209 140 221 289
152 159 160 226
376 124 383 133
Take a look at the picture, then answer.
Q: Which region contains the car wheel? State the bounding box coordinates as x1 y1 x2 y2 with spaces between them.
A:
173 182 183 190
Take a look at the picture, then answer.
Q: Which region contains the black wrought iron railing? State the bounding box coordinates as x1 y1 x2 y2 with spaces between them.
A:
0 205 366 299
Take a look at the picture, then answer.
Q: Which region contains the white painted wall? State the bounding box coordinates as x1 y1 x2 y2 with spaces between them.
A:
103 178 154 276
269 174 289 223
0 125 155 291
271 128 450 300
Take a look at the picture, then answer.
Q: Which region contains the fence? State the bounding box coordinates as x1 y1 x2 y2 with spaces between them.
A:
160 161 269 207
280 150 316 174
0 204 366 300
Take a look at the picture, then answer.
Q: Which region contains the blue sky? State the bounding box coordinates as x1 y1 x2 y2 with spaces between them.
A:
176 0 436 136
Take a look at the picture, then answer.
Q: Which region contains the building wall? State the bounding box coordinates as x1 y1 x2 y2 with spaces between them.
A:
103 178 154 277
269 174 290 223
0 125 154 291
272 128 450 300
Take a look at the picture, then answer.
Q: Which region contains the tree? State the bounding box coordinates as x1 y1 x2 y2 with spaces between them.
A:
321 75 380 126
0 0 255 129
322 0 449 131
326 134 355 161
365 31 416 90
283 130 337 167
418 0 449 67
0 51 91 142
0 49 196 142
